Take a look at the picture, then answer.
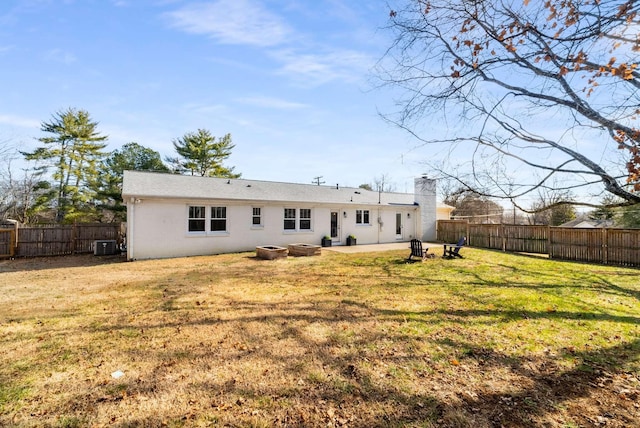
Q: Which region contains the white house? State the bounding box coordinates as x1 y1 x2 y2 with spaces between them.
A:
122 171 452 260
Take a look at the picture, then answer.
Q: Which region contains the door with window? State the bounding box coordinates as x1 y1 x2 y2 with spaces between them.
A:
395 212 403 239
330 211 339 240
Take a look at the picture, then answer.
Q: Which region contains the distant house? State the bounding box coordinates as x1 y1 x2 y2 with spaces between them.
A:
122 171 452 260
560 216 616 228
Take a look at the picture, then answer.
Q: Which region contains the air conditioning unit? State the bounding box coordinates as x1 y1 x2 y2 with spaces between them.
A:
94 240 118 256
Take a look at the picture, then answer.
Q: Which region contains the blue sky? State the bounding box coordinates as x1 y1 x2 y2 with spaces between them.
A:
0 0 429 192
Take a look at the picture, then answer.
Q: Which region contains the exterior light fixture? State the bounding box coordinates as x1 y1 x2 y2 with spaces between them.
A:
343 211 347 218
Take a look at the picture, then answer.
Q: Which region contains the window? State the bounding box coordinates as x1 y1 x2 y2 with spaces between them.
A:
300 209 311 230
356 209 370 225
252 207 262 226
188 206 206 232
284 208 296 230
210 207 227 231
283 208 312 231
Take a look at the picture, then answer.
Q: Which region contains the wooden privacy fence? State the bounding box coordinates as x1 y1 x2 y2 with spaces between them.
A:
437 220 640 267
0 223 123 258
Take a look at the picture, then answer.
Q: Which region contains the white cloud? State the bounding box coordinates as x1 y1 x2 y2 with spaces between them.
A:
0 114 40 129
235 96 309 110
271 48 373 86
166 0 291 47
43 48 77 64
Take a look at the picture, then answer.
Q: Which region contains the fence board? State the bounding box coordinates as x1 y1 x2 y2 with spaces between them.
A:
502 225 548 254
437 220 468 244
74 224 121 253
550 228 604 264
469 224 502 250
605 229 640 267
17 227 74 257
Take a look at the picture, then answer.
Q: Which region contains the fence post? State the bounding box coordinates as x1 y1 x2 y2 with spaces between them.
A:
602 228 608 265
71 222 77 254
466 221 470 246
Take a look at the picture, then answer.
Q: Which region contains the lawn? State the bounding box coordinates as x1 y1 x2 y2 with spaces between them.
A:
0 247 638 427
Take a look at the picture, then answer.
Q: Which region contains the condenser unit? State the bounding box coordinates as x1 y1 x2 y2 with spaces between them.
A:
94 240 118 256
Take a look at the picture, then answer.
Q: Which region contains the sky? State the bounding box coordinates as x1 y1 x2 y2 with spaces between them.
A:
0 0 431 193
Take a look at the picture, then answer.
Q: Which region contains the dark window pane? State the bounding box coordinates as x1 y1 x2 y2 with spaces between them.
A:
189 206 205 219
212 207 226 219
211 219 226 231
189 219 205 232
284 219 296 230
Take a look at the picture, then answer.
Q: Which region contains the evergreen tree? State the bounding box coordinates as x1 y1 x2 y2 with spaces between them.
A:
95 142 168 222
22 108 108 223
168 129 240 178
619 204 640 228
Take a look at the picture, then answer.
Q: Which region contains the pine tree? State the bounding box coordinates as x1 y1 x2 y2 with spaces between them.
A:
169 129 240 178
22 108 108 223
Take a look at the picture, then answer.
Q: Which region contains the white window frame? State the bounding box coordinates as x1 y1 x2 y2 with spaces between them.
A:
356 209 370 225
284 208 296 230
299 208 311 230
251 207 263 228
210 206 227 232
283 208 313 232
188 206 206 233
186 205 229 235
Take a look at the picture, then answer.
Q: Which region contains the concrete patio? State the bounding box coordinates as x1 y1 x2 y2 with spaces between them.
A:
324 241 440 254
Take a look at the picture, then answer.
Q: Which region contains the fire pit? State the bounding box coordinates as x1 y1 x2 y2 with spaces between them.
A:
256 245 288 260
288 243 321 257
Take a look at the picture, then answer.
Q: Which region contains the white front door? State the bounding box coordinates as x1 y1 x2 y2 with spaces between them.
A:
331 211 339 241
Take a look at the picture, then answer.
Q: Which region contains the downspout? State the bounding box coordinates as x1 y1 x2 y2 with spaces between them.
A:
128 197 135 260
377 207 381 244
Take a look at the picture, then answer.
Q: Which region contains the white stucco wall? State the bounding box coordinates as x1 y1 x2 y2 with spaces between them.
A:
126 198 418 260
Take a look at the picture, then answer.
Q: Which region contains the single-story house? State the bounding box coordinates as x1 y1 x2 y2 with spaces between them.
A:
122 171 453 260
560 216 616 228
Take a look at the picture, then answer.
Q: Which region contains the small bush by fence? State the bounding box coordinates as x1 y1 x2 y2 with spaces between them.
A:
437 220 640 267
0 223 124 258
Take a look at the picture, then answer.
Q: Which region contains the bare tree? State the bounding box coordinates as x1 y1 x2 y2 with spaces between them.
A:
379 0 640 212
529 189 577 226
373 173 397 192
0 143 52 223
445 189 505 223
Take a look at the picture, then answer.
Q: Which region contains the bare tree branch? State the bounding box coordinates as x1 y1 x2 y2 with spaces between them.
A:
380 0 640 210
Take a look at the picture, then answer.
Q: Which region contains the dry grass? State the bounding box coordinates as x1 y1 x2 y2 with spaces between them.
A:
0 248 639 427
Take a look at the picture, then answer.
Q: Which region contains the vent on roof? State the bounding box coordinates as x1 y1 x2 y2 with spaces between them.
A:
94 240 118 256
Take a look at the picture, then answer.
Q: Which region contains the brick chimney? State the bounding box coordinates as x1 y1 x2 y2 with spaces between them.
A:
414 176 437 241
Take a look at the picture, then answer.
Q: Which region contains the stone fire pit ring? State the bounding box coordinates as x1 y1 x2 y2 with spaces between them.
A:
256 245 288 260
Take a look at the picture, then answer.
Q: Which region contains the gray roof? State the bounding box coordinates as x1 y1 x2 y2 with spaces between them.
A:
122 171 418 206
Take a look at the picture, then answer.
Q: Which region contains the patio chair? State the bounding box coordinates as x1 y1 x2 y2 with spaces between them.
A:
443 236 466 259
407 238 428 261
